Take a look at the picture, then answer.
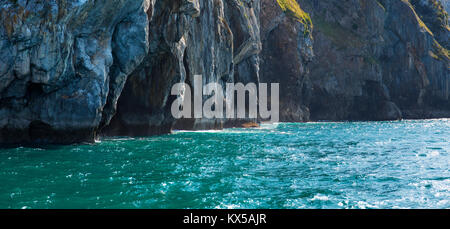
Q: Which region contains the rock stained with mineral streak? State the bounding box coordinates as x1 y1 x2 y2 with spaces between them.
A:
0 0 448 144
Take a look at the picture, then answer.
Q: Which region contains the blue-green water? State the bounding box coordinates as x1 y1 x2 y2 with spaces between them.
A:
0 120 449 209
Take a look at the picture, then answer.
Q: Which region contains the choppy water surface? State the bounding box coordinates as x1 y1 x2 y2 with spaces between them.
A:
0 120 449 209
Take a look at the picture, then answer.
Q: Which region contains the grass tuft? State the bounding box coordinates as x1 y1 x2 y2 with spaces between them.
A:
276 0 313 34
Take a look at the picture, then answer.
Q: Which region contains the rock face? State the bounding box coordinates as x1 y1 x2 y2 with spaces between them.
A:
297 0 449 121
104 0 262 135
0 0 151 144
260 0 314 122
0 0 449 144
412 0 449 48
222 0 263 128
439 0 450 22
103 0 203 136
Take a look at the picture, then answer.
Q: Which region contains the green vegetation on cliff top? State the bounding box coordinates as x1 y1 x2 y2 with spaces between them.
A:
276 0 313 33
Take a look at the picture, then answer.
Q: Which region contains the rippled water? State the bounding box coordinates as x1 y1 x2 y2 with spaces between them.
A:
0 120 449 209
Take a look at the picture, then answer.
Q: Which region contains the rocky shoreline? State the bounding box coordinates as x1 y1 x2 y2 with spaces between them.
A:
0 0 448 144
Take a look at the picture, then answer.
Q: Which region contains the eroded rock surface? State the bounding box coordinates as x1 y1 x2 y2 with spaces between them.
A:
105 0 264 134
298 0 449 121
260 0 314 122
0 0 151 143
0 0 448 144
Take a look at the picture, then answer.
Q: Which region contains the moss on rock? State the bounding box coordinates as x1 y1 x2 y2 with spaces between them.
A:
276 0 313 34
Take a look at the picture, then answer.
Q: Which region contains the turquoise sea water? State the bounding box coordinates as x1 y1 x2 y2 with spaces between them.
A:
0 120 449 209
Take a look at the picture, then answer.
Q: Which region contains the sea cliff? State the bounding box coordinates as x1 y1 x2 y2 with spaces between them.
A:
0 0 448 144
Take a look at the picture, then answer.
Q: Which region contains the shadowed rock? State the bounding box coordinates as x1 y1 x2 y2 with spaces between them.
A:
0 0 151 144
